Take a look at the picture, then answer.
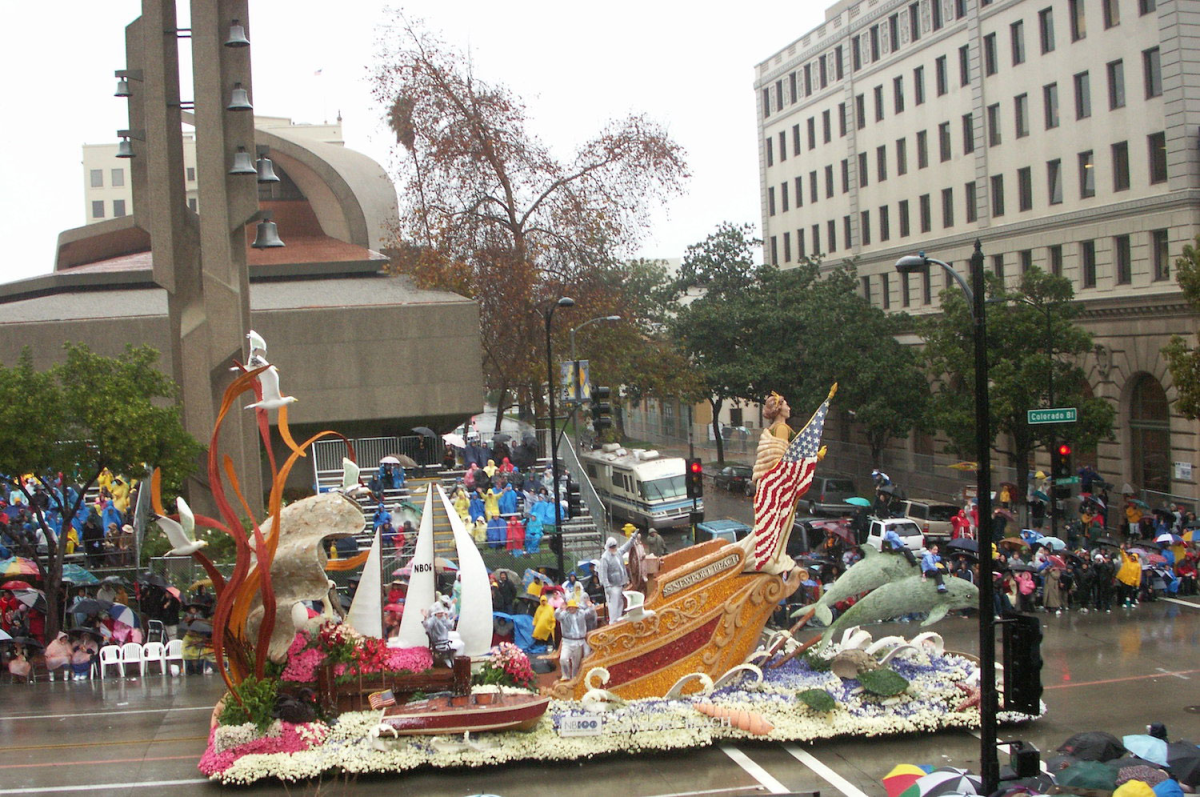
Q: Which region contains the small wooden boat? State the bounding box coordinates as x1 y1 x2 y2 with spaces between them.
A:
380 692 550 735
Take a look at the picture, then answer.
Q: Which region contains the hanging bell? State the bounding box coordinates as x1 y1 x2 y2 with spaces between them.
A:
224 19 250 48
229 147 256 175
252 217 285 249
116 138 135 159
227 82 252 112
115 78 132 98
256 154 280 183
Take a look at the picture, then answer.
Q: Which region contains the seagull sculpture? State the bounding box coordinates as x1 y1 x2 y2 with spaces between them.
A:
339 458 371 499
155 497 207 556
247 329 267 359
245 365 298 411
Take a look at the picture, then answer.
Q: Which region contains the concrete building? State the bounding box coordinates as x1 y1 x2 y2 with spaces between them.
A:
756 0 1199 502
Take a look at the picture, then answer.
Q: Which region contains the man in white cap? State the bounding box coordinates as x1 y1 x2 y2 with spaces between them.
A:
555 595 596 680
599 533 638 623
421 598 456 668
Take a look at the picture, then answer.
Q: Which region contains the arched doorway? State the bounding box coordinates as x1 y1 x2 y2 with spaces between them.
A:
1128 374 1171 493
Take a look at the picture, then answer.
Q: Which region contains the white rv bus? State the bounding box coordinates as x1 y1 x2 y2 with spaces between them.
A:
579 445 700 530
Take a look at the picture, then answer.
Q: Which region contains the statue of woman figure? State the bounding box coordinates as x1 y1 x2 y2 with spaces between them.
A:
753 392 794 483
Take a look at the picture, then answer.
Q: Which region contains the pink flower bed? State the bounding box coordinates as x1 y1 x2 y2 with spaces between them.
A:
198 723 324 776
280 629 433 682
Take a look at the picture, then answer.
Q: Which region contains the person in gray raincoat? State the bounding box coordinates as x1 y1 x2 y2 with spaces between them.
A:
599 534 638 623
422 600 455 668
555 596 597 680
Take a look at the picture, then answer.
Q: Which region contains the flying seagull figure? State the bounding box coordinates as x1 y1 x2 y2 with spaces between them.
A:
245 364 298 411
155 497 207 556
340 458 371 499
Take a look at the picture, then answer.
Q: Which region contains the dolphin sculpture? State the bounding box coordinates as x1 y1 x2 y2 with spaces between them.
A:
807 546 919 627
819 575 978 649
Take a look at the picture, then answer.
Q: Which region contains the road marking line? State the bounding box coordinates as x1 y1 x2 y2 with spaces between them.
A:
720 744 790 794
0 755 196 771
0 736 207 753
1162 598 1200 609
652 788 766 797
1156 667 1190 680
0 706 213 721
0 778 209 795
784 744 871 797
1043 668 1200 689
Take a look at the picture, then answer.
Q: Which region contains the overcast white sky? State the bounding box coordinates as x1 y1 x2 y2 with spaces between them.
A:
0 2 826 283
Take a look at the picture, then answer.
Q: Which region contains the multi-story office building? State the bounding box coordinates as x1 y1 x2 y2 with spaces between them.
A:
756 0 1200 500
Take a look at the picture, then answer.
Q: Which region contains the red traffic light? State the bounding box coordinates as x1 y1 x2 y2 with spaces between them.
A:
1057 443 1071 457
689 460 703 474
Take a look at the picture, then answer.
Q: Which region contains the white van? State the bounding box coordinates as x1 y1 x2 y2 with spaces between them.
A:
864 517 927 554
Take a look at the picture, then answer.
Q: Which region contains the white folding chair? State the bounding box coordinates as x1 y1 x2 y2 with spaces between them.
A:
98 645 124 678
121 642 144 676
142 642 167 675
164 639 184 676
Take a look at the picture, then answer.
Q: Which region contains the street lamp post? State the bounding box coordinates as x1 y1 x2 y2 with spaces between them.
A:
544 297 576 576
570 315 622 363
1017 297 1056 540
897 240 999 794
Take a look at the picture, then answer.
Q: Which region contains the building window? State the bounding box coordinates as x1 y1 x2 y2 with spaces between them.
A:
795 176 804 207
1039 7 1056 53
1020 249 1033 273
777 79 785 112
939 122 952 161
959 44 971 86
90 169 103 188
811 170 820 203
1115 234 1132 284
1018 166 1033 211
825 165 835 198
984 34 998 76
1144 48 1162 98
768 187 776 216
1108 60 1125 109
188 197 198 211
856 94 866 129
992 254 1006 281
91 200 105 218
1103 0 1120 28
779 132 787 161
880 205 891 241
1011 20 1026 66
829 108 837 141
1140 0 1157 14
1070 0 1087 40
1050 244 1063 276
1014 94 1029 138
1148 132 1168 184
914 66 926 105
862 275 872 303
1152 229 1170 280
897 138 908 175
988 103 1002 146
783 232 792 263
881 273 891 309
911 1 922 40
113 199 126 217
793 124 801 154
936 56 948 96
1081 240 1097 287
942 187 955 228
829 219 838 252
963 113 975 154
843 159 851 193
872 85 884 122
770 236 778 265
1113 141 1130 190
808 117 817 149
899 199 911 237
933 0 944 29
835 46 845 80
790 73 798 104
894 75 905 114
111 168 125 187
813 224 821 254
861 210 871 245
858 152 869 187
902 271 911 307
991 174 1006 216
1048 159 1063 204
919 193 932 233
1074 71 1091 118
1079 150 1096 197
889 14 901 51
781 182 789 211
766 138 773 167
853 37 863 71
798 228 807 258
877 145 888 181
804 64 813 95
965 180 978 222
923 267 933 304
871 25 881 61
186 166 196 182
1044 83 1059 129
844 215 853 248
917 130 929 168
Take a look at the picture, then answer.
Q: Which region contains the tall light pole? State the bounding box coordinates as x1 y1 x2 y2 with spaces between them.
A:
1016 297 1056 540
570 315 621 363
544 297 575 576
897 240 998 794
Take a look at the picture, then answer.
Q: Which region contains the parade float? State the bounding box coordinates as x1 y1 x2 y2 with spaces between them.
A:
165 336 1040 785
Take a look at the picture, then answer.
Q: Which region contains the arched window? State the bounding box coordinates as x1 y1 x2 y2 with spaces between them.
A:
1129 374 1171 493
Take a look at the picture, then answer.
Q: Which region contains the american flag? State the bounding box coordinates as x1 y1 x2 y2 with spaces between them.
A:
750 395 832 570
368 690 396 710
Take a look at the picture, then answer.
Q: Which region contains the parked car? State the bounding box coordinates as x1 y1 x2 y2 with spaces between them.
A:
694 519 752 545
804 474 859 517
714 465 755 496
864 517 927 554
898 498 960 545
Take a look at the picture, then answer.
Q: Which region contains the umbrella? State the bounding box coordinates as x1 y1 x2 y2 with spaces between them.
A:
1032 489 1050 502
846 496 873 507
71 598 113 616
1006 562 1037 573
100 575 128 585
884 764 931 797
7 636 44 650
12 589 47 613
1045 753 1080 772
1166 741 1200 787
442 433 466 449
995 508 1016 521
1058 760 1118 791
948 538 979 553
1081 495 1107 510
1142 552 1169 566
521 431 538 443
182 620 213 635
165 586 181 600
137 572 169 589
1130 498 1151 509
1 580 33 590
1036 537 1067 551
379 456 401 465
391 454 419 468
1096 536 1122 548
1121 483 1136 495
0 629 10 642
189 578 213 590
1046 554 1068 569
67 627 105 643
1124 735 1170 766
60 565 99 585
108 603 137 627
878 484 897 495
490 567 519 583
411 426 437 439
0 557 40 577
1059 731 1127 762
899 767 982 797
490 432 513 444
945 461 978 471
998 538 1029 550
1156 533 1184 545
383 603 405 613
825 525 857 545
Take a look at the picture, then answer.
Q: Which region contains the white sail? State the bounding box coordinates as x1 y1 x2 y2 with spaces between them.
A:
436 484 493 656
345 529 382 638
395 484 437 647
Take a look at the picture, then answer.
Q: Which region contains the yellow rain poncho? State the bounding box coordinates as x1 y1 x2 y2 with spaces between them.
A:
532 595 556 642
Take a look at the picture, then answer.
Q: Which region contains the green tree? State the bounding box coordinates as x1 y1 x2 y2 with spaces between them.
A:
0 344 201 638
919 266 1115 511
1162 235 1200 419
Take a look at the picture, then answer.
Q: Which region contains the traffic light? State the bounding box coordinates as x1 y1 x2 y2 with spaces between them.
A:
1051 442 1073 499
591 386 613 432
566 479 582 518
1003 613 1044 714
686 458 704 499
